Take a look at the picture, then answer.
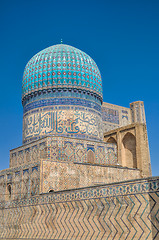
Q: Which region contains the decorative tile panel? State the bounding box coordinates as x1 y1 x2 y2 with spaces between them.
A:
102 107 119 124
23 105 103 143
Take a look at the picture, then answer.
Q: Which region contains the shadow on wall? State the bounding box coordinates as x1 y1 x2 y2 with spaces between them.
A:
122 132 137 168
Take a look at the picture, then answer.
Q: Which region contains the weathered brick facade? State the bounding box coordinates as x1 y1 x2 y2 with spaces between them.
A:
0 177 159 239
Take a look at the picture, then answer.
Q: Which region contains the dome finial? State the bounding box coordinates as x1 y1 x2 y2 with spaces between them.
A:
61 39 63 44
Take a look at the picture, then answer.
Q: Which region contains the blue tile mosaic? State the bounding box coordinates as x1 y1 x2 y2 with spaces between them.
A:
102 107 119 124
22 44 103 103
23 97 101 113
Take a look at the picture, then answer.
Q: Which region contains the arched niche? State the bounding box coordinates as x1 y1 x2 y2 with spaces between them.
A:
31 168 39 196
87 150 95 164
122 132 137 168
107 137 117 144
107 137 118 165
7 184 12 200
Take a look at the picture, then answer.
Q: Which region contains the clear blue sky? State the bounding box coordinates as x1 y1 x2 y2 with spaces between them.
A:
0 0 159 176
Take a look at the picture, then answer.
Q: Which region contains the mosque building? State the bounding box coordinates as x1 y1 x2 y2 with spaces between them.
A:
0 44 158 239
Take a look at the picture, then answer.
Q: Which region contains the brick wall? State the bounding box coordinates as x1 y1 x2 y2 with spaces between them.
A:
0 177 158 239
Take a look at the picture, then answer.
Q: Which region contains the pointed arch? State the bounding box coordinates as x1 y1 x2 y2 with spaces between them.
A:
107 137 117 144
122 132 137 168
106 137 118 165
7 184 12 200
87 150 95 164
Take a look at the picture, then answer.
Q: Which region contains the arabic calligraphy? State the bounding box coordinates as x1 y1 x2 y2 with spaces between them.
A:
23 109 103 141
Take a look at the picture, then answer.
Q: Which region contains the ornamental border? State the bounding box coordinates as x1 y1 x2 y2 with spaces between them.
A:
23 97 101 114
1 177 159 209
22 87 103 105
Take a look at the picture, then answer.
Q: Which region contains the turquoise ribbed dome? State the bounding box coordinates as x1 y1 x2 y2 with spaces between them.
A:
22 44 102 103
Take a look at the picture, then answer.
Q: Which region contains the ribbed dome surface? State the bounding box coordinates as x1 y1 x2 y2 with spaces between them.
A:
22 44 102 102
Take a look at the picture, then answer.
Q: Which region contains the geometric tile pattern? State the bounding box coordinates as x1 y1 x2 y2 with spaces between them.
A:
101 102 131 133
130 101 146 124
22 44 102 102
63 141 74 162
102 106 119 124
47 136 117 165
96 146 105 164
107 147 118 165
10 136 118 168
75 143 85 163
21 44 104 144
0 177 158 239
23 97 101 113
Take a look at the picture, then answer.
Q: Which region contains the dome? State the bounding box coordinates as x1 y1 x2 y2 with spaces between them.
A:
22 44 103 144
22 44 103 104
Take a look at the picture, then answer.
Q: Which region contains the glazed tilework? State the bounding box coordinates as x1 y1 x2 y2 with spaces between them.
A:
0 40 153 239
22 44 103 103
130 101 146 124
4 133 142 199
23 97 101 113
23 104 103 143
47 136 117 165
1 177 158 206
23 100 137 141
102 107 119 124
23 88 102 107
101 102 131 133
0 40 155 239
10 136 117 168
22 98 145 144
0 177 158 239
